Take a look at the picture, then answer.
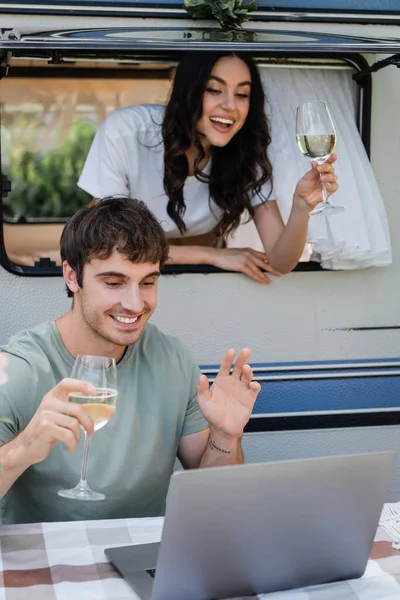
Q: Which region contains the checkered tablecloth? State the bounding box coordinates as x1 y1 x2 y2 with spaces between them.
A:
1 516 400 600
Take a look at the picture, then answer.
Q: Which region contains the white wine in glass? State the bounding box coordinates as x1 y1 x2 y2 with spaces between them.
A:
296 133 336 163
296 101 345 216
58 355 118 501
69 389 117 431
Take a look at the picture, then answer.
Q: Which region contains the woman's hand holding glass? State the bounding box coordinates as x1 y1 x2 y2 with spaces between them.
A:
295 101 343 216
292 153 339 214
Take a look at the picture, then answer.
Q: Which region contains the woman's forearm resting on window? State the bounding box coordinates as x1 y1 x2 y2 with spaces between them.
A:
254 202 310 274
166 245 217 266
167 244 280 284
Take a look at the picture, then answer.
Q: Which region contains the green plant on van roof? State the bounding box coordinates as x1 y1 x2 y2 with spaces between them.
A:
184 0 257 30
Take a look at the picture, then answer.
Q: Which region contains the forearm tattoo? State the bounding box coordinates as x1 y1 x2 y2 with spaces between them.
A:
209 439 232 454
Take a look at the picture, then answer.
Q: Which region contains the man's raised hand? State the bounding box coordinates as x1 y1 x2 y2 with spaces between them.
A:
197 348 260 439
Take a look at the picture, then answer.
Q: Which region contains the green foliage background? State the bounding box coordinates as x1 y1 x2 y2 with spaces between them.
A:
3 119 94 220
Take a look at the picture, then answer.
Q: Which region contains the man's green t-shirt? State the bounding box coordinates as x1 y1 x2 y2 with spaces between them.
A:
0 321 208 524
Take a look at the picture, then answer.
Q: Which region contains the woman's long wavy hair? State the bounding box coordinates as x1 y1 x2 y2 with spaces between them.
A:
162 51 273 238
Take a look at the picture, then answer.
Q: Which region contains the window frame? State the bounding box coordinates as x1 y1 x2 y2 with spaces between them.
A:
0 0 399 23
0 50 371 278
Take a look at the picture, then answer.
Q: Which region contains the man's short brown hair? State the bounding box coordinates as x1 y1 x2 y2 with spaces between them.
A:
60 197 169 298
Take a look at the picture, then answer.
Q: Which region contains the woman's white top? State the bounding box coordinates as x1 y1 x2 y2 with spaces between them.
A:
78 104 273 238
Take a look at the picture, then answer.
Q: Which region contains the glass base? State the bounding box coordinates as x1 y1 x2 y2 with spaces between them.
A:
309 202 346 216
58 484 105 501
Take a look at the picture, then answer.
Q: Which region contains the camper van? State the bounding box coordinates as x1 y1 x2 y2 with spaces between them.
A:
1 0 400 497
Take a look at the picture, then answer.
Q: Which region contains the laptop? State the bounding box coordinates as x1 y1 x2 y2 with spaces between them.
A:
105 451 395 600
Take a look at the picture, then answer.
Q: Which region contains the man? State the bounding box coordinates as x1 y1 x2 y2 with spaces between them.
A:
0 352 6 385
0 197 260 524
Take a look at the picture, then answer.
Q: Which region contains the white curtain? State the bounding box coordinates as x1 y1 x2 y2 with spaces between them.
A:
259 67 392 269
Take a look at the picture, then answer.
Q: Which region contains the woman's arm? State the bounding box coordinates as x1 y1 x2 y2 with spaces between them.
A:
254 155 339 274
253 201 308 274
167 245 216 266
92 200 279 284
166 157 338 281
167 245 281 284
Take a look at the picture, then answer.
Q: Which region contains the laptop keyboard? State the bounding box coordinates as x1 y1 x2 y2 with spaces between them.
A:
146 569 156 579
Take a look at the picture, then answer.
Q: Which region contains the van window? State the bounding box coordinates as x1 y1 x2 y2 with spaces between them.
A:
1 60 172 268
0 55 368 274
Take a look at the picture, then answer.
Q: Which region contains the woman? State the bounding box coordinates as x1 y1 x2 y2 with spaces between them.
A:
78 52 338 284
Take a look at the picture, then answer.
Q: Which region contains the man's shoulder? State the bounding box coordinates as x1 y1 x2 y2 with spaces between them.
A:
0 322 58 404
2 321 55 364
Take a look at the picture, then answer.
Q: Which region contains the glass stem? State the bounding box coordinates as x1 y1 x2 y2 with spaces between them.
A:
320 177 329 206
78 432 92 490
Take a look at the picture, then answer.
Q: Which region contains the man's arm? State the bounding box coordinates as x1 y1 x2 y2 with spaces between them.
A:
0 378 95 500
178 427 243 469
199 430 244 467
0 438 32 498
178 348 260 469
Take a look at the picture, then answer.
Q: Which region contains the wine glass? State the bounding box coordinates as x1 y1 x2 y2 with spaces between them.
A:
58 355 118 501
296 101 345 216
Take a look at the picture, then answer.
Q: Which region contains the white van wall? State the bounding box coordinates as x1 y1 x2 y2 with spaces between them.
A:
1 53 400 498
2 59 399 360
1 267 399 364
